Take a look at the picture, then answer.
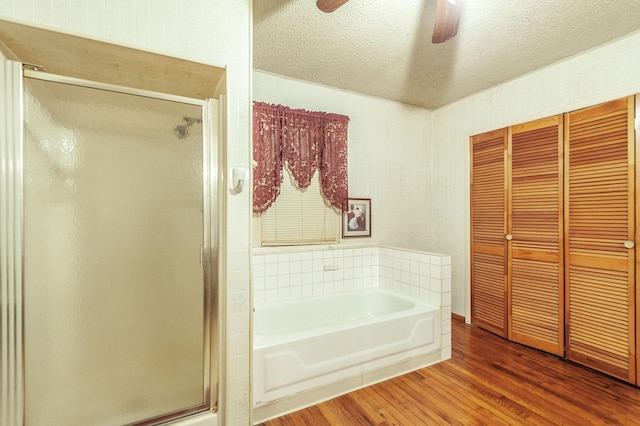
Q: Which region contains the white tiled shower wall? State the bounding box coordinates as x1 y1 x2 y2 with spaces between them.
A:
252 245 452 361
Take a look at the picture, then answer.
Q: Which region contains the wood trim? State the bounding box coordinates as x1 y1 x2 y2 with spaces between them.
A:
568 253 628 272
512 115 561 133
506 125 513 338
451 313 465 322
564 111 571 358
472 245 505 256
636 94 640 386
511 248 559 262
556 114 566 358
568 97 629 122
625 95 637 384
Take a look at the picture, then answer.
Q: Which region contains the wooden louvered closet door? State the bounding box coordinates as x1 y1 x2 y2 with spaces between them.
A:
471 129 508 337
565 96 636 383
637 95 640 386
508 116 564 355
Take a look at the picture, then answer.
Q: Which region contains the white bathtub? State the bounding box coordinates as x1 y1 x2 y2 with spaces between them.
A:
253 288 441 413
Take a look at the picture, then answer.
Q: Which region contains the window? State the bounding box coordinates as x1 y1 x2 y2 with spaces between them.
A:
261 168 339 246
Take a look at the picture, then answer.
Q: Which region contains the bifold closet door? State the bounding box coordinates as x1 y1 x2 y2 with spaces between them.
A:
471 128 508 337
637 95 640 387
508 116 564 355
565 96 636 383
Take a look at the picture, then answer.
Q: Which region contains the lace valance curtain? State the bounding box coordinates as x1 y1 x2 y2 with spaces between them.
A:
253 101 349 214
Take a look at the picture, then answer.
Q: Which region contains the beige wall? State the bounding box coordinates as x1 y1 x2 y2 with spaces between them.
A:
253 71 433 250
255 31 640 320
0 1 252 424
431 31 640 317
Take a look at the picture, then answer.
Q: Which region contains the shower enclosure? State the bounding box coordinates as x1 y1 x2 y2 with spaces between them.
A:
1 61 218 425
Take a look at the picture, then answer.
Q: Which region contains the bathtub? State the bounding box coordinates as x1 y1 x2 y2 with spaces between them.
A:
253 288 441 413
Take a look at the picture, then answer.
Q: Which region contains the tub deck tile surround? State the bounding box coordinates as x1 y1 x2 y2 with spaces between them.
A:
251 245 451 422
253 289 440 409
252 244 452 361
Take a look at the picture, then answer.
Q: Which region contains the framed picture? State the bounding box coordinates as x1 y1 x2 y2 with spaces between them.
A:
342 198 371 238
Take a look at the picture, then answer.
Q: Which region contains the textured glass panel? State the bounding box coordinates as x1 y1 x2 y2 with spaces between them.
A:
23 78 205 425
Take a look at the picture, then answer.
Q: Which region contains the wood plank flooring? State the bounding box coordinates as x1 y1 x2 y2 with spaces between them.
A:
257 319 640 425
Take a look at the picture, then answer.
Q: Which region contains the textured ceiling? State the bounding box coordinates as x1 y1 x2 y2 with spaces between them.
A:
254 0 640 109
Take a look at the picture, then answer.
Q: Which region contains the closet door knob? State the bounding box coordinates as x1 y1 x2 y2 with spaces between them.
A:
624 240 635 249
505 234 513 241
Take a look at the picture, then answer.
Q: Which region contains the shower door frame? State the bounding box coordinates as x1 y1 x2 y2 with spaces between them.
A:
1 61 220 425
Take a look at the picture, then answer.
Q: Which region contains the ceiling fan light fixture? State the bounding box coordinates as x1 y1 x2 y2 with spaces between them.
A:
316 0 350 13
432 0 464 44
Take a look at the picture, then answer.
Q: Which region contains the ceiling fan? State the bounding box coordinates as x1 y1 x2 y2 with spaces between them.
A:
316 0 463 44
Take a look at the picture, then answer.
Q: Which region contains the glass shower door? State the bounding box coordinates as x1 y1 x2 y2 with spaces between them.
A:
22 76 211 425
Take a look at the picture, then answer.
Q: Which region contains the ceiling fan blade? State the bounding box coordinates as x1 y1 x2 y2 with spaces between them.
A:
316 0 350 13
432 0 463 44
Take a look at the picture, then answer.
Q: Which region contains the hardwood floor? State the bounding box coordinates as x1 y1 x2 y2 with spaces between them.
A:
257 320 640 425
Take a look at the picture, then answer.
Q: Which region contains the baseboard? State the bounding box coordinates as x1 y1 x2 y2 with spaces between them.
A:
451 313 465 322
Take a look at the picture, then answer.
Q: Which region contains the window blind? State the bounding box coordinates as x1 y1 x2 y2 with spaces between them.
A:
261 169 339 246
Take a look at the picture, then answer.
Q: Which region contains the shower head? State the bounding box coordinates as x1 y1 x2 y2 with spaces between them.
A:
173 116 202 139
173 124 189 139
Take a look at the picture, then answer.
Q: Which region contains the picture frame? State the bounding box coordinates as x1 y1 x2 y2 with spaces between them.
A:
342 198 371 238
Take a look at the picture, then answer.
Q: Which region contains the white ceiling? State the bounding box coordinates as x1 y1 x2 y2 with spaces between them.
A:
253 0 640 110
